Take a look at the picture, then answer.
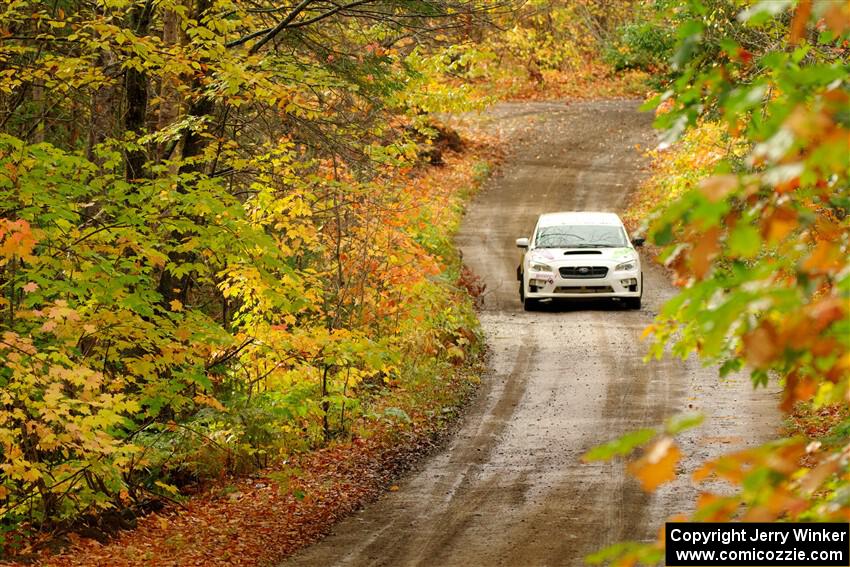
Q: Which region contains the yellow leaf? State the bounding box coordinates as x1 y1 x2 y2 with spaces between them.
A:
193 393 225 411
169 299 183 312
22 468 41 483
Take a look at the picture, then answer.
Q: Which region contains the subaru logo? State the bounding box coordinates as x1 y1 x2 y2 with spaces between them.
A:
578 267 589 274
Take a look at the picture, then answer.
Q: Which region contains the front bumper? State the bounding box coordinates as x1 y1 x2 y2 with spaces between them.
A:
525 270 641 299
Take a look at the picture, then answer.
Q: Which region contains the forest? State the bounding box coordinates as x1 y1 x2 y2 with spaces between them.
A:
0 0 848 565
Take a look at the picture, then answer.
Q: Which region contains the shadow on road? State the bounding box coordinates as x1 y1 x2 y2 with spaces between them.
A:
527 298 636 312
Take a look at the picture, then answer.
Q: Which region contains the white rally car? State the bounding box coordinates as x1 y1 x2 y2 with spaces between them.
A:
516 211 644 311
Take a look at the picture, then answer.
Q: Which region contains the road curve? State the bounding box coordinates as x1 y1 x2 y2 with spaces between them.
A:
282 100 778 567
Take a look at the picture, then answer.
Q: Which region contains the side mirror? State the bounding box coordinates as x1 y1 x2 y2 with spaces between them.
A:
631 237 645 247
516 237 529 249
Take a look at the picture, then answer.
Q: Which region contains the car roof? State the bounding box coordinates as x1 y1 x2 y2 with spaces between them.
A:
536 211 623 227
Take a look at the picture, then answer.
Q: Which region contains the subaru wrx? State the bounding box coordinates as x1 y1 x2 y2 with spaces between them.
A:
516 212 644 311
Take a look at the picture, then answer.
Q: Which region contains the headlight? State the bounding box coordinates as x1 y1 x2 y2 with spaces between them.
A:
530 262 553 272
614 260 637 272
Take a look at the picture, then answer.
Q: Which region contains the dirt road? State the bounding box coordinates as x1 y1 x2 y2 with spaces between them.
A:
282 100 777 566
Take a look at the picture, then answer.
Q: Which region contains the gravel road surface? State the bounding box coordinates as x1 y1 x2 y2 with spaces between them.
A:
282 100 777 567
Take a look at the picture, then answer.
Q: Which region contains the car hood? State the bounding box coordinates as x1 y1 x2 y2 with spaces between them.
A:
529 247 636 265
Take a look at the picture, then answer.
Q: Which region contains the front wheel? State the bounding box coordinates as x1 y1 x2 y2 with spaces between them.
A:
523 297 539 311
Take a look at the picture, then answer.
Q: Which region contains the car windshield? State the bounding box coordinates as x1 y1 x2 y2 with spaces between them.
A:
535 224 627 248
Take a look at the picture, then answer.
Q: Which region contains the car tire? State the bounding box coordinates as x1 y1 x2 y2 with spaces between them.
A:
523 297 538 311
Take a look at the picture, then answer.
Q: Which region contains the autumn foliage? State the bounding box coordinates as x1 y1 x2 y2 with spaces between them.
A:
0 0 508 553
589 1 850 564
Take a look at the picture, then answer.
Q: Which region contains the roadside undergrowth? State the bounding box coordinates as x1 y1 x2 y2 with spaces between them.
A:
29 363 485 567
457 59 650 103
497 63 650 101
8 133 502 567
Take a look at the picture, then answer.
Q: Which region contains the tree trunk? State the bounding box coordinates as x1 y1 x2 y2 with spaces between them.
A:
156 5 184 163
124 1 154 181
156 0 213 308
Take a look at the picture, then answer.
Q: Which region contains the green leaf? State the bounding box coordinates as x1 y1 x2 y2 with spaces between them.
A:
738 0 792 24
666 412 704 435
582 428 656 462
727 224 761 258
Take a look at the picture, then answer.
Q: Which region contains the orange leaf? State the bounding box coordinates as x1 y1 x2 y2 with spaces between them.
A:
781 371 800 413
789 0 812 44
768 441 807 474
194 393 225 411
690 227 720 279
794 375 818 402
802 240 841 274
761 206 798 243
809 297 844 333
811 337 838 358
742 321 780 368
696 493 739 521
823 3 850 34
699 174 737 202
830 353 850 384
782 371 818 412
800 459 839 496
628 438 681 492
692 462 715 484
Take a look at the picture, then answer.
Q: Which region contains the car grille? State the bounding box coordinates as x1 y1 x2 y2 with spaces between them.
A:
559 266 608 279
554 285 614 294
